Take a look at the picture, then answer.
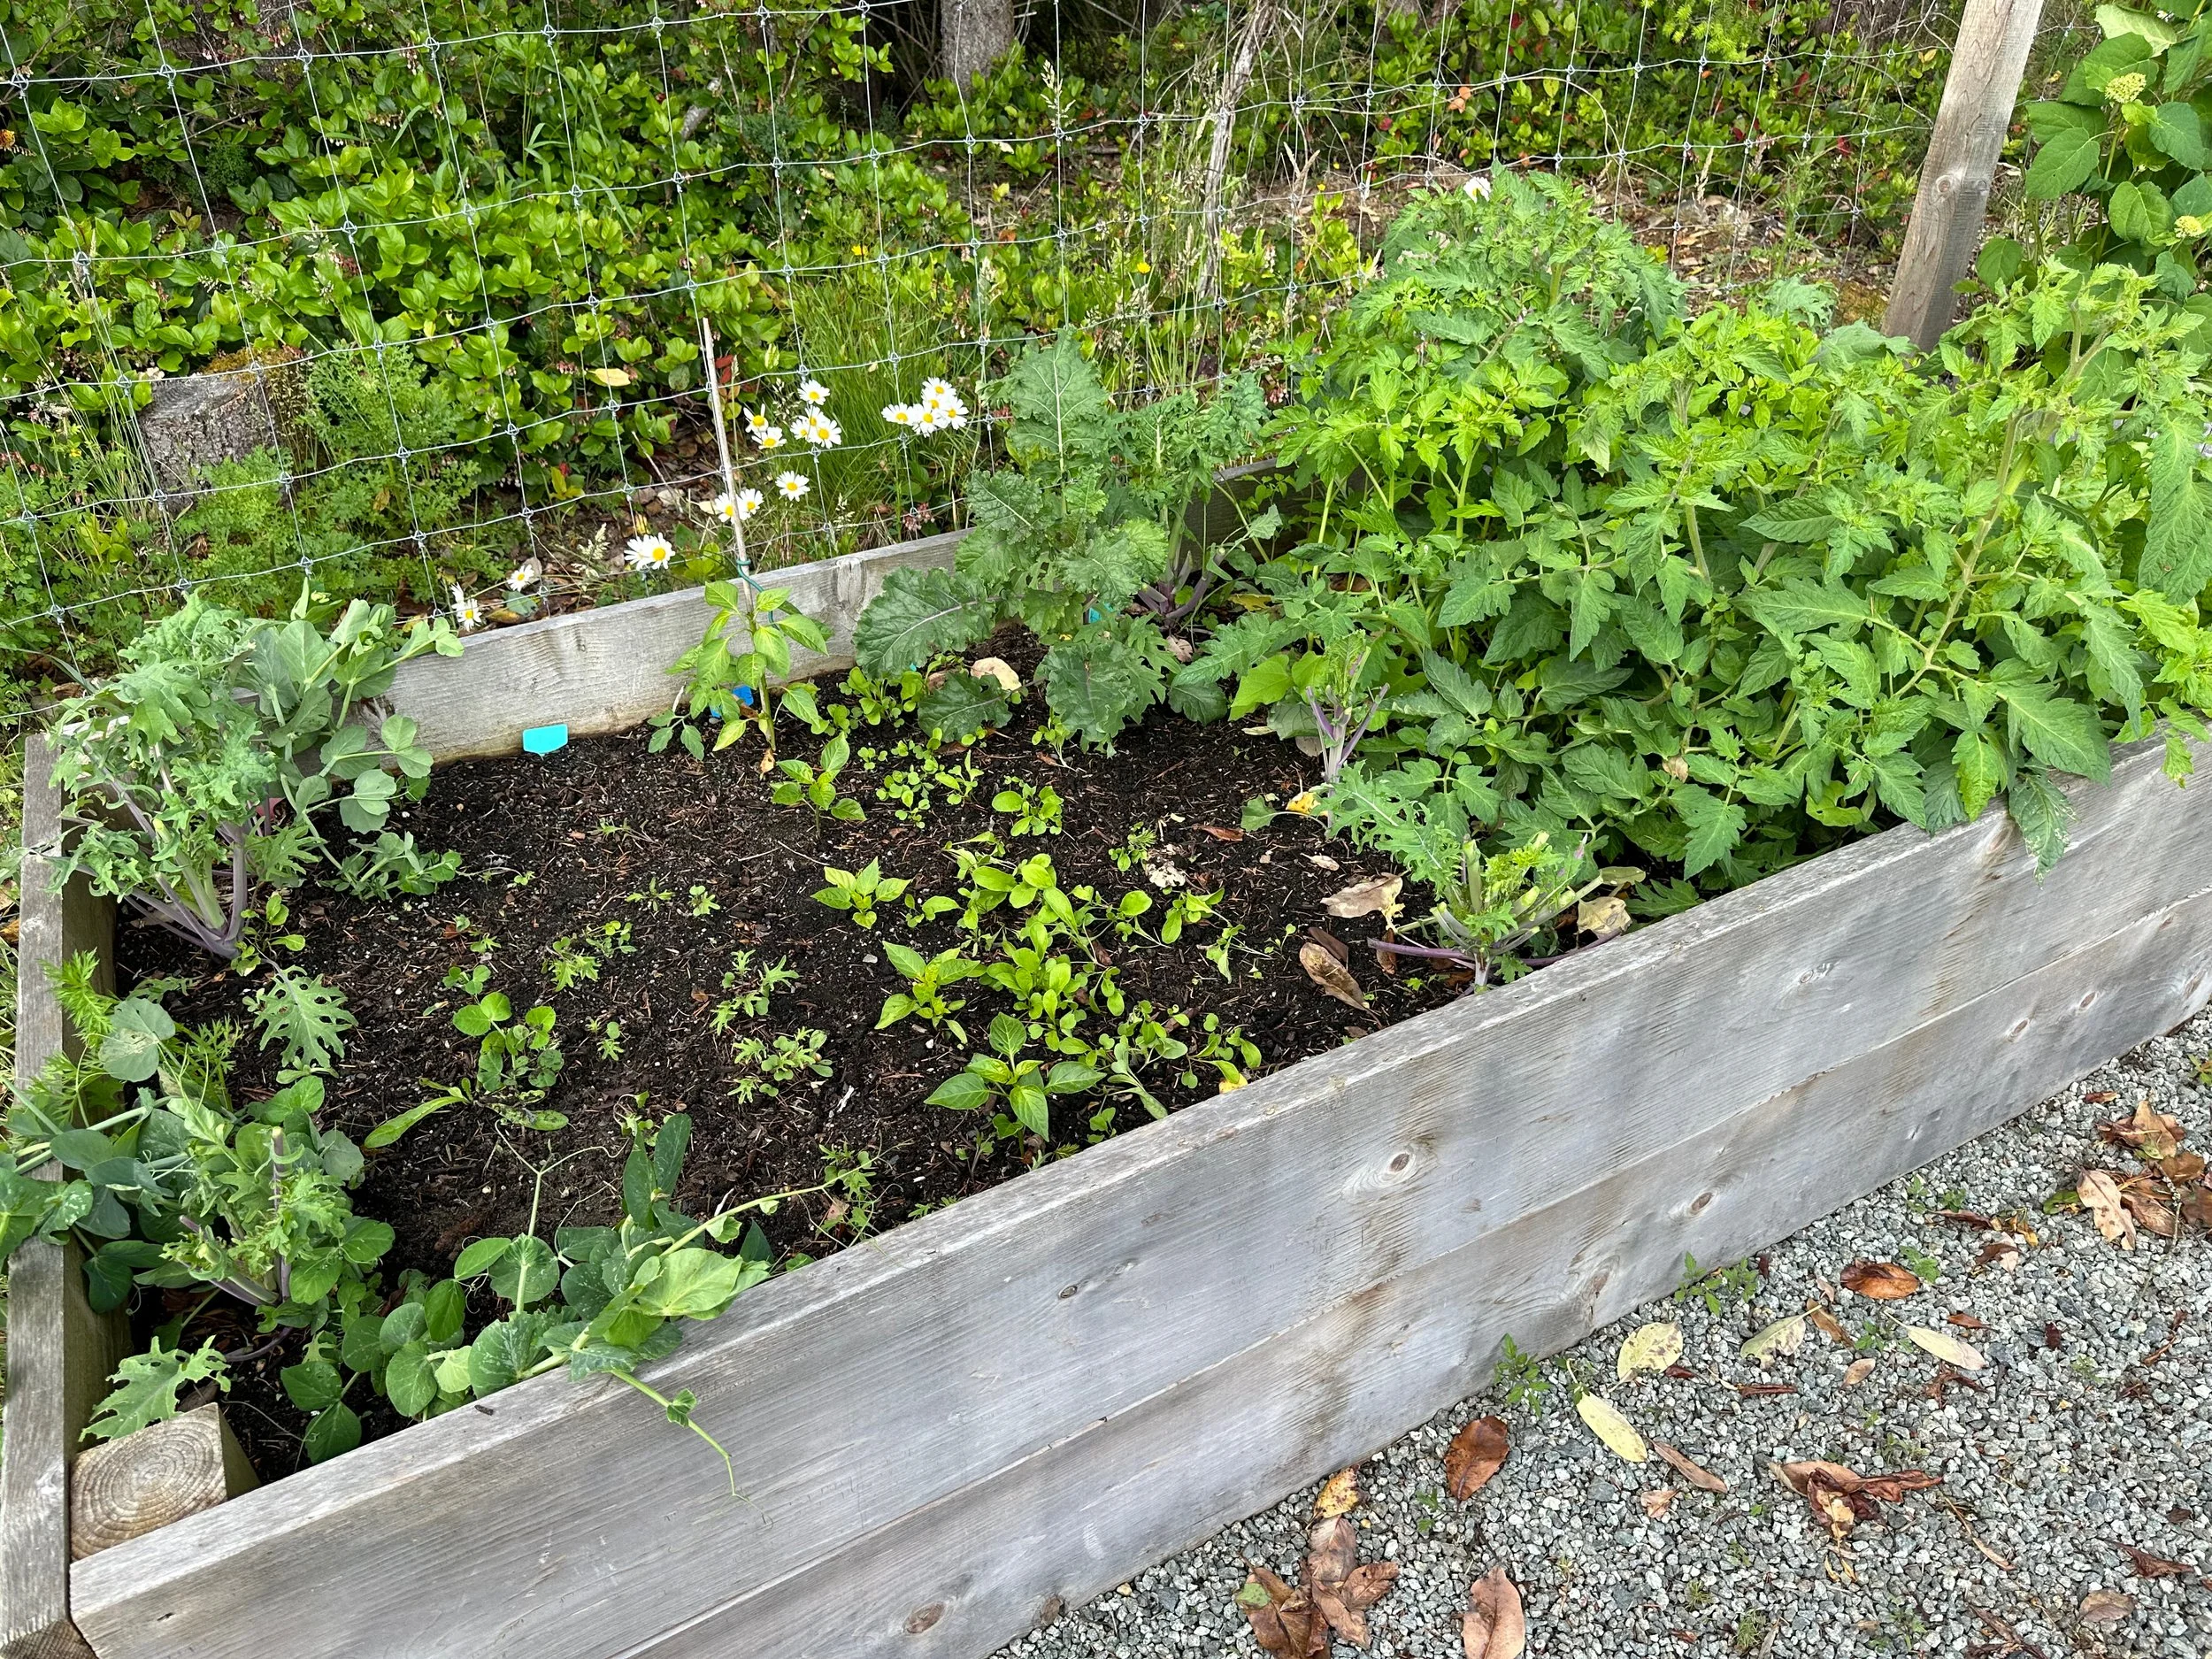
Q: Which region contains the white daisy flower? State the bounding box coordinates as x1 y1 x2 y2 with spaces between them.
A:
920 376 957 404
709 488 763 522
798 378 830 407
505 557 541 592
736 487 764 518
752 422 785 451
450 583 483 631
625 534 676 571
883 402 917 427
795 410 842 448
744 408 774 435
774 471 810 501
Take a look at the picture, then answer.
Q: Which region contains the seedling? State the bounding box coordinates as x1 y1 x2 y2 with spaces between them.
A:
772 733 866 826
710 950 799 1033
729 1029 831 1102
991 776 1064 836
877 943 987 1042
812 859 910 928
926 1014 1104 1140
369 991 567 1146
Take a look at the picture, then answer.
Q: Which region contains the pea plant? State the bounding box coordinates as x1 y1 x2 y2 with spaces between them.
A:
42 589 462 959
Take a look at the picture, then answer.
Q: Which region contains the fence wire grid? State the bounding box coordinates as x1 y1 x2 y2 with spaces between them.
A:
0 0 2092 687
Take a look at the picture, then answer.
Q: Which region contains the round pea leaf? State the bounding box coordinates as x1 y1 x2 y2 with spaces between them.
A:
303 1403 362 1464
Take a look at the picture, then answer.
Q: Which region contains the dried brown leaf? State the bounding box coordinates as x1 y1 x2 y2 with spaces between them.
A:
2185 1186 2212 1229
968 656 1021 693
2078 1587 2136 1625
2120 1182 2178 1238
1651 1440 1727 1494
1314 1467 1361 1517
1842 1357 1875 1386
2116 1542 2193 1579
1299 941 1368 1010
1339 1562 1400 1612
1641 1487 1678 1518
1305 1517 1358 1587
1462 1566 1526 1659
1305 925 1350 966
1806 1305 1848 1344
2157 1150 2207 1182
2078 1169 2139 1250
1577 895 1631 941
1444 1415 1510 1501
1860 1470 1942 1502
1840 1260 1922 1300
1947 1311 1987 1331
1323 875 1403 922
1201 825 1247 842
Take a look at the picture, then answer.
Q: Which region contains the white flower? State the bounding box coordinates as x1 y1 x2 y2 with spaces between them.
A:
883 401 917 427
625 534 676 571
709 488 764 523
505 557 541 592
798 378 830 407
450 583 483 631
920 376 957 404
744 408 773 435
752 422 785 451
774 470 810 501
795 409 842 448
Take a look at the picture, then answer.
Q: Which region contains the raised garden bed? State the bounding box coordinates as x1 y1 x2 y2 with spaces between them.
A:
11 531 2212 1659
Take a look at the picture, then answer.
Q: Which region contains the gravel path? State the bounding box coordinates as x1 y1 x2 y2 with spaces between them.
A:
995 1010 2212 1659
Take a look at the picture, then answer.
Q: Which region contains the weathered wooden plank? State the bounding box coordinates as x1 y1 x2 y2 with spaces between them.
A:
387 532 967 761
659 883 2212 1656
66 737 2212 1659
1884 0 2047 348
4 743 127 1659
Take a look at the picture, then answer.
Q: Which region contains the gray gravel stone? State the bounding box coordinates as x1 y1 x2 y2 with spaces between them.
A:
995 1010 2212 1658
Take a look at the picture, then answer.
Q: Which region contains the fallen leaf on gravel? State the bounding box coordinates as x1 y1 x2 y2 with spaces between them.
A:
2116 1542 2193 1578
1236 1569 1317 1657
1641 1487 1678 1518
1652 1440 1727 1493
2078 1588 2136 1625
2085 1089 2118 1104
2102 1099 2182 1161
1740 1312 1806 1364
2078 1170 2138 1249
1306 1517 1356 1592
1975 1238 2024 1271
2158 1151 2207 1181
1201 825 1246 842
2120 1181 2178 1238
1925 1364 1983 1402
1462 1566 1526 1659
1617 1321 1684 1379
1577 895 1631 941
1775 1460 1870 1534
1841 1260 1922 1300
1806 1305 1848 1343
2185 1187 2212 1229
1859 1470 1942 1503
1577 1394 1648 1463
1663 1363 1696 1380
1947 1311 1987 1330
1902 1325 1986 1370
1732 1381 1797 1398
1299 941 1368 1010
1314 1467 1361 1517
1842 1358 1875 1386
1323 875 1402 922
2044 1322 2064 1349
1937 1209 1994 1229
1444 1415 1510 1500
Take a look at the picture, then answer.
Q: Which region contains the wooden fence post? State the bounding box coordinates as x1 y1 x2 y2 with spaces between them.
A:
1884 0 2047 349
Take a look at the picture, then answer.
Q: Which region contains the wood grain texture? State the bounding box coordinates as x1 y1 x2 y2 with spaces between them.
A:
1883 0 2047 348
4 742 127 1659
387 531 967 761
67 735 2212 1659
70 1409 256 1563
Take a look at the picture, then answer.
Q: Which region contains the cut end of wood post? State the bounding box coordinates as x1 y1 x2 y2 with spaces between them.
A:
69 1405 257 1561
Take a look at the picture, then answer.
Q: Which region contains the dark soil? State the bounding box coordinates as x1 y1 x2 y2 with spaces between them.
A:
120 654 1493 1477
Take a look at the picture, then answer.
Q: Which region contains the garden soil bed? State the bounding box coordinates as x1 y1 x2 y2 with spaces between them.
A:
120 645 1471 1479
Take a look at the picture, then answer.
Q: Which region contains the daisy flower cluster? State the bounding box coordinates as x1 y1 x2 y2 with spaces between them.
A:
624 532 677 572
882 376 969 434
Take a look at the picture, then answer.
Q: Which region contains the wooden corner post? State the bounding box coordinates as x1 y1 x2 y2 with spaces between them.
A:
1884 0 2047 349
3 741 129 1659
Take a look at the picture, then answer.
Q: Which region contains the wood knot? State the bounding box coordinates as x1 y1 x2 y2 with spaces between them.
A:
905 1602 947 1635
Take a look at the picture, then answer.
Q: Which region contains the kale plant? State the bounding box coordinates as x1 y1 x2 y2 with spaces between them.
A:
43 588 461 958
854 333 1274 748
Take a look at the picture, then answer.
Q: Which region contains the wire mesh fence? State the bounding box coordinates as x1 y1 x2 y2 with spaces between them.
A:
0 0 2070 695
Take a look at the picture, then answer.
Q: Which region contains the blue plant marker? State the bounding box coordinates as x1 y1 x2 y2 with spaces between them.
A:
736 686 756 707
522 723 569 756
